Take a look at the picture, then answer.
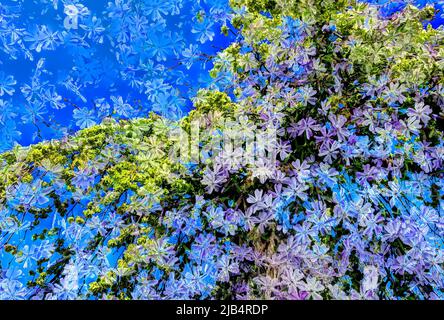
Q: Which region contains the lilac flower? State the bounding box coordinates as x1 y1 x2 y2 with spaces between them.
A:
293 222 316 244
183 263 217 296
407 101 432 126
292 117 320 139
111 96 134 118
146 238 177 266
202 164 228 193
190 233 217 261
251 158 274 184
296 85 317 106
71 167 97 191
6 181 52 209
328 114 350 141
251 210 274 234
390 255 417 275
359 213 384 238
282 177 309 201
290 159 311 182
246 189 264 207
301 277 325 300
314 164 338 188
217 255 240 282
382 82 407 106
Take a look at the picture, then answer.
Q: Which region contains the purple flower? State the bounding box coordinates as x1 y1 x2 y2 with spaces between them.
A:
72 167 97 191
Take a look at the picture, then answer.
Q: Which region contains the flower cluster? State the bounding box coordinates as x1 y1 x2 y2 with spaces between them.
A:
1 0 444 300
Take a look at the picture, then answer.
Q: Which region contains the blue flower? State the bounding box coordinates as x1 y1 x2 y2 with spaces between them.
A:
73 107 96 129
192 19 215 44
0 72 16 96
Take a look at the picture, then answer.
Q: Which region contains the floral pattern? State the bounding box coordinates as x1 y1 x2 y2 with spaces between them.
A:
0 0 444 300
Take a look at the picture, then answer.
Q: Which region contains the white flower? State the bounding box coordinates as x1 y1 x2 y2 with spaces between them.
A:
362 265 379 292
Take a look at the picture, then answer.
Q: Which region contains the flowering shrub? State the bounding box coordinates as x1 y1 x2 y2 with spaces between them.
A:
1 0 444 300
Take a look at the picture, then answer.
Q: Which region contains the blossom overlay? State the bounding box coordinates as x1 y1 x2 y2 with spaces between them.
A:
1 0 444 300
0 0 232 152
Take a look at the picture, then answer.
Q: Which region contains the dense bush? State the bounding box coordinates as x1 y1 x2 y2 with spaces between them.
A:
1 0 443 299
